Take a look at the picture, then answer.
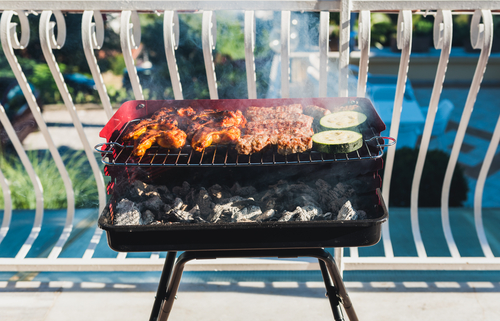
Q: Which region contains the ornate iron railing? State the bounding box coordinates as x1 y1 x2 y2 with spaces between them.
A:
0 0 499 272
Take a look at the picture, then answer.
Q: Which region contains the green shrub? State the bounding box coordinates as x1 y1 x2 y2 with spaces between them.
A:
382 147 469 207
0 150 102 209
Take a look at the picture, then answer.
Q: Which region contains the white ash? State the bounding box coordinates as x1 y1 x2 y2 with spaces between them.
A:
231 205 262 222
114 198 142 226
208 196 249 223
337 201 358 220
253 209 276 222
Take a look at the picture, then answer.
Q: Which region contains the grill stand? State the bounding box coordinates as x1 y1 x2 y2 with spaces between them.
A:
150 248 358 321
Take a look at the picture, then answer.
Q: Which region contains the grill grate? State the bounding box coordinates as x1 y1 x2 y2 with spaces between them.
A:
96 120 394 167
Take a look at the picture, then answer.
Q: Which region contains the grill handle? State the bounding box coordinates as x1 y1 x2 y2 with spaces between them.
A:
94 142 124 154
365 136 396 148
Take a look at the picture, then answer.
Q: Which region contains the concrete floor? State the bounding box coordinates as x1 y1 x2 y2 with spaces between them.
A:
1 280 500 320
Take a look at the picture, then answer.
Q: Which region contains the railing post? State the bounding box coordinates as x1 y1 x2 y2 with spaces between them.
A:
164 11 183 100
121 10 144 100
202 11 218 99
441 9 493 258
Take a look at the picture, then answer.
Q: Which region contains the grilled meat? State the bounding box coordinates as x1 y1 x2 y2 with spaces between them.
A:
157 127 187 150
246 104 303 118
187 110 246 138
235 135 271 155
191 126 241 152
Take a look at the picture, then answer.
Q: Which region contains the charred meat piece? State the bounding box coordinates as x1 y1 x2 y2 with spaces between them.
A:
303 105 331 119
133 130 164 157
122 106 194 142
276 135 313 155
236 135 271 155
133 127 188 156
245 118 314 136
191 126 241 152
246 104 303 118
187 110 246 138
157 127 187 150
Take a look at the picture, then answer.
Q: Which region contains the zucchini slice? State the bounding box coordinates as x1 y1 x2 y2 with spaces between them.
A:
319 111 367 131
312 130 363 154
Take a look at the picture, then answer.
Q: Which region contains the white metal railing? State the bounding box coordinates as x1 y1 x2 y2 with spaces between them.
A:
0 0 499 272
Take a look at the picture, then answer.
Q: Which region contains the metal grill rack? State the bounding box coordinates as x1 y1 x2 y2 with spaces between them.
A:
95 121 395 167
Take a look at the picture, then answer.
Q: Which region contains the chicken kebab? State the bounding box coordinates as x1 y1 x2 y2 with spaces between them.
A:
122 106 246 156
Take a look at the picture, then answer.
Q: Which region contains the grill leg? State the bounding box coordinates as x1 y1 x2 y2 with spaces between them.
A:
317 251 358 321
319 259 345 321
156 251 198 321
150 251 177 321
151 248 358 321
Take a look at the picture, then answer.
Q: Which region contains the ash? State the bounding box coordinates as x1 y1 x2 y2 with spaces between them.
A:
112 179 367 226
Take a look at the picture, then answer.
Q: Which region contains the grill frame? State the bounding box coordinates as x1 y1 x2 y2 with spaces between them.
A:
97 97 389 252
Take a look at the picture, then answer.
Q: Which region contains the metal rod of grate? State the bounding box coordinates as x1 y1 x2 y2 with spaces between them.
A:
96 123 394 167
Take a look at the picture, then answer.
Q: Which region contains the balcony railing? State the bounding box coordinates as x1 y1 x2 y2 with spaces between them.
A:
0 0 499 272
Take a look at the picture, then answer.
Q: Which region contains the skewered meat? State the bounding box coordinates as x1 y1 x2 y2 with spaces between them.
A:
191 126 241 152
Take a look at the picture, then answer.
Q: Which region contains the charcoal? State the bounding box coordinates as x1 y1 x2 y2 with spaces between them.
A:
357 210 367 220
141 195 164 214
231 182 257 197
172 181 191 197
141 210 155 225
208 196 248 223
172 198 184 210
131 180 157 198
193 188 215 218
278 208 299 222
314 212 333 221
254 209 276 222
189 204 201 216
169 209 194 222
337 200 358 220
296 204 322 221
114 198 142 226
208 184 232 200
232 205 262 222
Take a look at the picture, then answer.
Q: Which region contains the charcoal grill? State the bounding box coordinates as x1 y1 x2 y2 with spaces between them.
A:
95 97 392 321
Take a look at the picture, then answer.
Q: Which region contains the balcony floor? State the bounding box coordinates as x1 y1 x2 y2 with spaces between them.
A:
1 271 500 320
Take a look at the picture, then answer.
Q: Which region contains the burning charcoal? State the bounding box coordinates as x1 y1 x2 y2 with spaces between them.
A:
114 198 141 226
261 180 289 202
193 188 215 218
337 201 358 220
169 209 194 222
208 196 248 223
172 181 191 197
208 184 232 200
254 209 276 222
278 208 299 222
314 212 333 221
141 195 164 214
141 210 155 225
231 182 257 197
315 179 355 214
131 180 157 198
297 204 322 221
357 210 367 220
231 205 262 222
189 204 201 216
172 197 184 210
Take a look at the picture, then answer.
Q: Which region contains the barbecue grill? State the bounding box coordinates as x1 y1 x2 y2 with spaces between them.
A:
95 97 393 321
